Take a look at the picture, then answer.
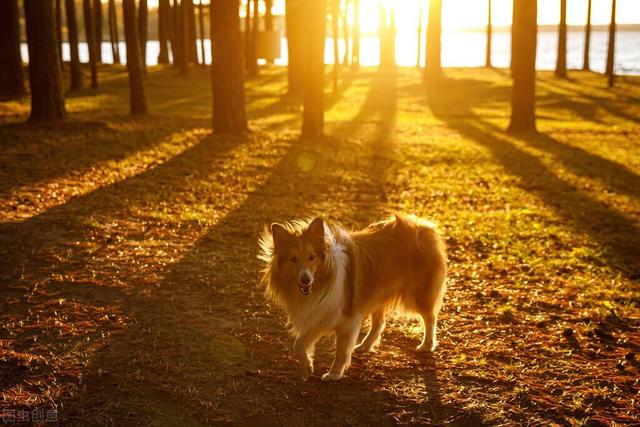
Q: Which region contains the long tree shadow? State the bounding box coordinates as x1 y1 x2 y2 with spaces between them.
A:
536 75 640 125
0 130 263 415
0 67 214 205
426 77 640 279
328 67 398 222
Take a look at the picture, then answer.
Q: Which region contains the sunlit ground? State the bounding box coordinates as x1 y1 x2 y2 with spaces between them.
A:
0 65 639 424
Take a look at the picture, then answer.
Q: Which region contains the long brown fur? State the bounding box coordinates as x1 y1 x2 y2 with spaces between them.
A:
258 213 447 381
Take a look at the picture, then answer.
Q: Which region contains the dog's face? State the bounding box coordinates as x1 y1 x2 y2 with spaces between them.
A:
271 218 326 296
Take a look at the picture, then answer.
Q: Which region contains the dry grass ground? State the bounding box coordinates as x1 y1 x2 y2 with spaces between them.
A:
0 65 639 426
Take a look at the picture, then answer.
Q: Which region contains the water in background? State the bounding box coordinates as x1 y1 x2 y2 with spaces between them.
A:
20 30 640 75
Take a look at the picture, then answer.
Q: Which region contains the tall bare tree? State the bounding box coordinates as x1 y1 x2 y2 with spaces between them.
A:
265 0 275 63
486 0 492 67
286 0 304 97
24 0 67 122
108 0 121 64
417 0 424 67
0 0 26 97
55 0 64 68
171 0 182 68
508 0 537 133
158 0 171 63
583 0 592 71
65 0 83 90
342 0 349 66
186 0 198 63
197 0 206 65
175 0 188 74
211 0 247 133
138 0 148 71
301 0 326 139
94 0 103 62
122 0 147 114
379 4 396 68
83 0 98 88
332 0 340 92
605 0 616 87
425 0 442 79
352 0 360 69
555 0 567 78
249 0 259 75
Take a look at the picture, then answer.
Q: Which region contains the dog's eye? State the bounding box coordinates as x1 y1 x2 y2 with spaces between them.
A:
290 256 298 263
309 254 315 261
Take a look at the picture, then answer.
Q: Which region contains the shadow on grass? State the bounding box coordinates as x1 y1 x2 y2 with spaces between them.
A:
425 76 640 278
0 67 216 203
536 75 640 124
0 72 455 424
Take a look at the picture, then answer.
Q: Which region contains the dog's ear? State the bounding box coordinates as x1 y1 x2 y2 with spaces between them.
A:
306 217 325 239
271 223 291 250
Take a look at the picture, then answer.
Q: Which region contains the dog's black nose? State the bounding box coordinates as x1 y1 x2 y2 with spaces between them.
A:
300 274 311 285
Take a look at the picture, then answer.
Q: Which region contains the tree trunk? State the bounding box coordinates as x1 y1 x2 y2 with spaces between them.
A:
285 0 304 97
83 0 98 88
158 0 171 63
211 0 247 133
170 0 180 65
55 0 64 69
266 0 274 30
379 5 396 68
301 0 326 139
122 0 147 114
93 0 103 62
332 0 339 92
65 0 83 90
486 0 492 67
187 0 198 63
416 0 423 67
583 0 592 71
249 0 259 75
508 0 537 133
605 0 616 87
24 0 67 122
108 0 121 64
425 0 442 79
176 0 188 74
244 0 252 71
352 0 360 69
0 0 26 97
138 0 148 72
555 0 567 78
198 0 206 65
342 0 349 66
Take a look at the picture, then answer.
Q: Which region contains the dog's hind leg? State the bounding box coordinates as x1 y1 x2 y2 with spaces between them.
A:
416 312 438 352
355 308 385 353
322 316 362 381
293 329 322 380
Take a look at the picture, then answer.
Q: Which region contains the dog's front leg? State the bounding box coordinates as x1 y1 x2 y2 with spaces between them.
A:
293 330 321 380
322 317 362 381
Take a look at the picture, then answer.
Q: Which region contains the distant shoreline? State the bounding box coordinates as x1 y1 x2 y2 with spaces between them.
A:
458 23 640 33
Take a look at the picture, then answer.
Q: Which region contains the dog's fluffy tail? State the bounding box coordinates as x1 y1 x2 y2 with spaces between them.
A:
395 213 448 315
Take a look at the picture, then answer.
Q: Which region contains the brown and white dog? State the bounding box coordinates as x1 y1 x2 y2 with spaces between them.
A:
258 214 447 381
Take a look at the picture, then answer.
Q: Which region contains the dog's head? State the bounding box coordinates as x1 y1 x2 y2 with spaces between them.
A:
270 218 327 296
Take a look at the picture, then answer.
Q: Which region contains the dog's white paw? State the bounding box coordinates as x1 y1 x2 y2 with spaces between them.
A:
321 372 343 381
354 342 376 353
300 363 313 380
416 340 437 352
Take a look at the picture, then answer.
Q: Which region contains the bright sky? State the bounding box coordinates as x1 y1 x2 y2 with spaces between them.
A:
146 0 639 30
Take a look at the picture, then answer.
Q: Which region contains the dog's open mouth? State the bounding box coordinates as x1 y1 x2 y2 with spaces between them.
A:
299 285 312 296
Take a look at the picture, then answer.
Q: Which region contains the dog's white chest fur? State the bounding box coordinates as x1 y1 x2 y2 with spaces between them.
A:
288 236 348 335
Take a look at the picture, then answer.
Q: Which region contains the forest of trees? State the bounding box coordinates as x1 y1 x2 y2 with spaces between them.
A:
0 0 623 134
